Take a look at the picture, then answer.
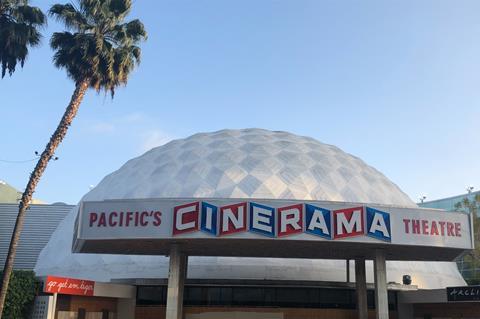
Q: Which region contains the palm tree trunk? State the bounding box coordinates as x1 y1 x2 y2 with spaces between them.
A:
0 79 89 318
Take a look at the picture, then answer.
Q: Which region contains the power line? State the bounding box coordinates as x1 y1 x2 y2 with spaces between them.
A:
0 157 37 164
0 152 58 164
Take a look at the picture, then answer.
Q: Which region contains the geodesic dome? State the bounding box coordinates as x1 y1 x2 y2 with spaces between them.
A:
35 128 465 288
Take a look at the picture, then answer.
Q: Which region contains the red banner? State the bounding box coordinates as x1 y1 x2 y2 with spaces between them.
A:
44 275 95 296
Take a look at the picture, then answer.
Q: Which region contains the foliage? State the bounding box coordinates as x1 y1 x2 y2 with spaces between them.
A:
454 194 480 285
0 2 145 316
0 270 39 318
0 0 46 77
49 0 147 96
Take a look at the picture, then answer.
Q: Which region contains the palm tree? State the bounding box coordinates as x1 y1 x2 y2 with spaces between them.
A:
0 0 146 316
0 0 46 77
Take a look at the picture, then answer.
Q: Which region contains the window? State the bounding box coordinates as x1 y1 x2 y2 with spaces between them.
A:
232 287 264 306
184 287 203 306
136 285 397 310
136 286 167 305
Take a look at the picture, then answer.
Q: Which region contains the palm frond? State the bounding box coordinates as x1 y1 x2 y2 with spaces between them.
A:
14 5 46 26
49 0 146 96
0 0 46 77
49 3 90 32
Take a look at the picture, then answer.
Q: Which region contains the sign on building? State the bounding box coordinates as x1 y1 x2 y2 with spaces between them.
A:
73 198 474 260
447 286 480 302
44 275 95 296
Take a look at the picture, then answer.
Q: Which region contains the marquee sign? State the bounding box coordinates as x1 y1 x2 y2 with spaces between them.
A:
44 275 95 296
74 198 473 254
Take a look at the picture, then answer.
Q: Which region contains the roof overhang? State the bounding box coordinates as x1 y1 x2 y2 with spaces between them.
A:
73 198 474 261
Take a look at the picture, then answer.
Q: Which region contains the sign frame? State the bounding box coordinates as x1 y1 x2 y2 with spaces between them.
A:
447 285 480 302
73 198 474 261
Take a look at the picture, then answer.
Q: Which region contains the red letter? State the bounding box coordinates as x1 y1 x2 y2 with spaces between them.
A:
140 211 149 226
135 211 140 226
403 219 410 233
119 212 124 226
439 221 446 236
109 212 118 227
430 221 439 235
98 213 107 227
455 223 461 237
447 222 454 236
412 220 420 234
126 212 133 227
153 211 162 226
422 220 429 235
89 213 98 227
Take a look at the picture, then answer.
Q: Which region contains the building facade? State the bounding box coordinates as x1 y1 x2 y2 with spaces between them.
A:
11 129 475 319
420 191 480 284
419 190 480 212
0 203 73 270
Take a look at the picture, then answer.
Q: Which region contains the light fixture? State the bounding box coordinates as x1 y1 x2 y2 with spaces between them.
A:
403 274 412 285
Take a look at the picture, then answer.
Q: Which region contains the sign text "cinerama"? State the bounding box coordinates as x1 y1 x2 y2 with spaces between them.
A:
172 201 392 241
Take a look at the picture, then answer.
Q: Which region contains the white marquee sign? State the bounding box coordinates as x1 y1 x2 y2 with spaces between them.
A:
74 198 473 251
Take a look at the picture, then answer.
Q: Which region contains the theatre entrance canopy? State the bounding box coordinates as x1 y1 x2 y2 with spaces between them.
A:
73 197 473 261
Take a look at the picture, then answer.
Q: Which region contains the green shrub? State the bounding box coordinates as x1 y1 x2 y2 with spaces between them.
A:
0 270 39 319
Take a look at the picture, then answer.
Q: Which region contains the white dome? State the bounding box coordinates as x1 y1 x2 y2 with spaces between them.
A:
35 129 465 288
85 128 414 204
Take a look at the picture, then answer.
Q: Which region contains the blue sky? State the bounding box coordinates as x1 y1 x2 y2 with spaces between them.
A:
1 0 480 204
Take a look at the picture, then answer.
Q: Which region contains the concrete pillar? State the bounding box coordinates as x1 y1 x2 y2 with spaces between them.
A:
51 294 57 319
374 250 389 319
165 245 188 319
355 258 368 319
